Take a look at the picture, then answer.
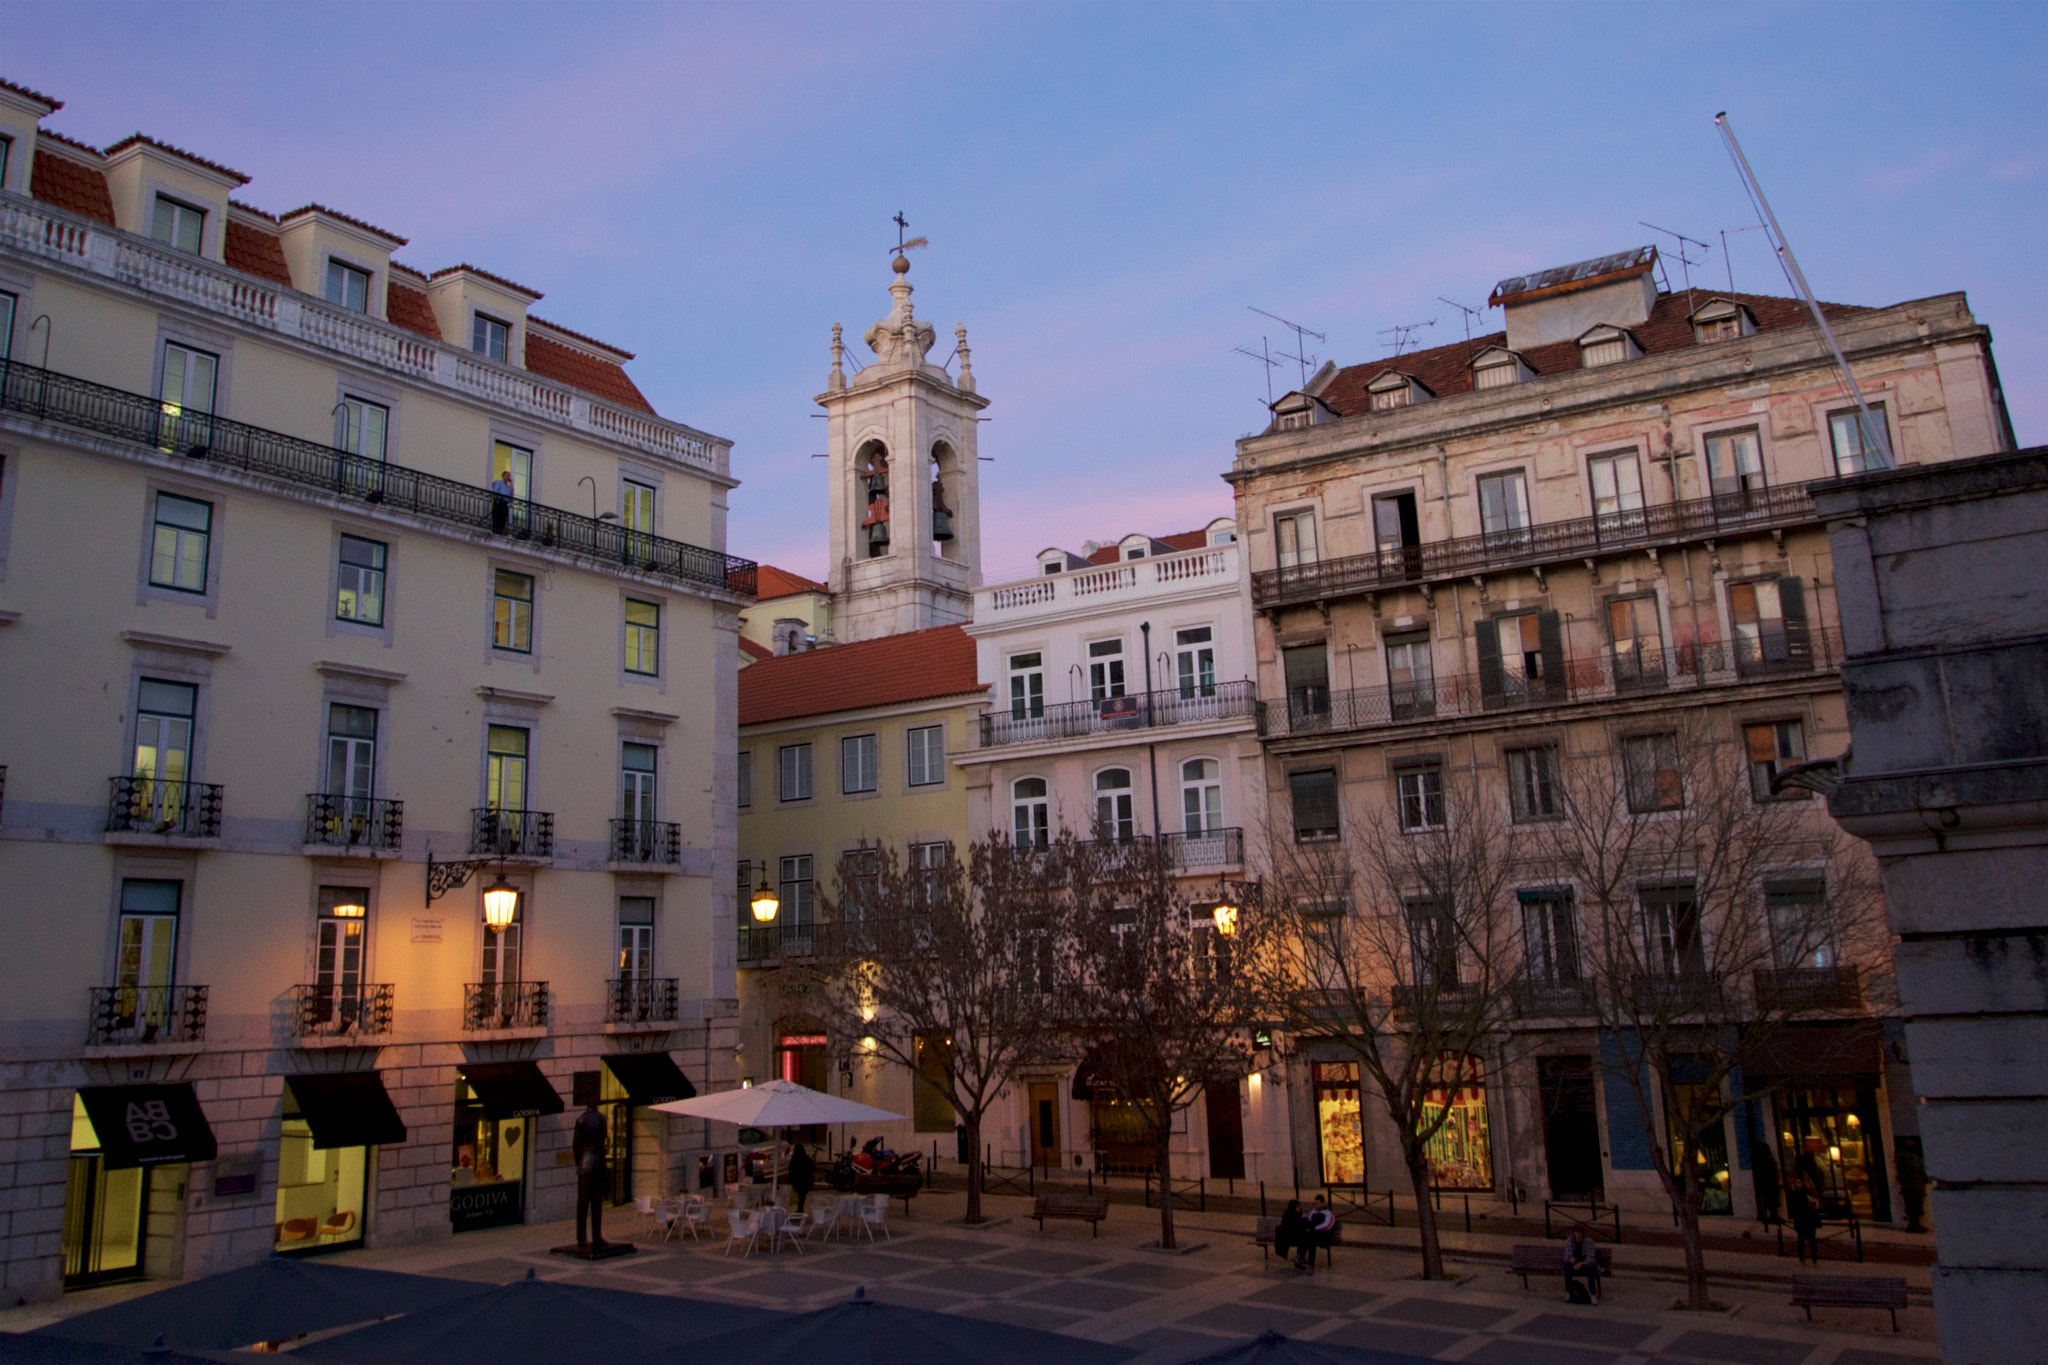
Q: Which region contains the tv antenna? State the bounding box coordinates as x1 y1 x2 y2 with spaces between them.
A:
1378 319 1435 357
891 211 928 255
1438 297 1484 343
1248 306 1324 389
1718 224 1769 294
1639 220 1711 295
1232 336 1284 407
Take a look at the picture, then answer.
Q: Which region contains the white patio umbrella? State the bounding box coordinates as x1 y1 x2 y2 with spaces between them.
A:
651 1080 903 1205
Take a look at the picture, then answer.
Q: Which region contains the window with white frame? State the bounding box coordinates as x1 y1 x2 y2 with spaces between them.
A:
842 847 880 920
778 743 813 802
325 703 377 805
778 855 816 924
325 260 371 313
1175 626 1216 699
1181 758 1223 836
492 570 534 652
1385 631 1434 718
1505 745 1558 822
1008 652 1044 720
1607 593 1663 688
1012 777 1049 850
1087 638 1125 701
1473 354 1522 390
1094 767 1135 842
617 896 655 981
905 725 945 787
1745 720 1807 801
1828 402 1891 476
1588 449 1644 528
158 342 217 452
335 535 386 625
1692 301 1751 343
1705 427 1767 499
1477 470 1531 541
1274 510 1318 568
336 396 388 496
151 195 205 254
1578 328 1632 367
1640 882 1705 978
1396 764 1445 832
472 313 510 363
620 742 657 830
912 840 950 904
149 493 212 593
624 599 660 675
840 733 878 795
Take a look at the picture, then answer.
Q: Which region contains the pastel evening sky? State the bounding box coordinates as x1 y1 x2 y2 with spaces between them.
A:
7 2 2042 581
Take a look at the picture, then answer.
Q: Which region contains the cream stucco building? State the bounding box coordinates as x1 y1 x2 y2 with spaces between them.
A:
0 80 753 1301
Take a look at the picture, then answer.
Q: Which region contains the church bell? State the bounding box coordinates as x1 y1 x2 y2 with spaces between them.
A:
931 479 955 542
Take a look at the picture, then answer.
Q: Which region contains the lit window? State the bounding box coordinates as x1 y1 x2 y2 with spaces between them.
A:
840 733 877 795
472 313 510 363
158 342 217 453
1396 766 1445 832
492 569 534 652
325 260 371 313
151 196 205 254
149 493 212 593
336 535 386 625
624 598 660 675
906 725 945 787
778 744 813 802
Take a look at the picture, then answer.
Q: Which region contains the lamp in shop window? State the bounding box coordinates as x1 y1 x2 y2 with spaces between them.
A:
482 877 520 933
750 875 780 923
330 895 367 939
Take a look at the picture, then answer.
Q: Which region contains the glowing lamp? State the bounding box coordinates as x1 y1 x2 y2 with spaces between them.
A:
482 877 520 932
1212 900 1240 937
750 876 780 923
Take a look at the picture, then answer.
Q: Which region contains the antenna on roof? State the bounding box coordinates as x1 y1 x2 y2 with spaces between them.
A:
1378 320 1435 357
1717 224 1769 295
1639 221 1711 296
1437 297 1483 343
1248 306 1325 390
1232 336 1283 407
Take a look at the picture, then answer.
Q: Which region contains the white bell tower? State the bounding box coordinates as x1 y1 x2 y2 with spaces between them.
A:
819 248 987 643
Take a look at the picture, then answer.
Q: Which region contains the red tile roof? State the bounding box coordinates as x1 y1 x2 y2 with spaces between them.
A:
1082 529 1211 565
529 314 633 362
385 280 443 342
1316 290 1866 418
739 624 983 727
430 262 543 300
755 565 830 599
524 331 652 412
104 133 249 185
281 203 407 246
739 636 774 662
30 148 114 225
0 78 62 110
224 218 293 286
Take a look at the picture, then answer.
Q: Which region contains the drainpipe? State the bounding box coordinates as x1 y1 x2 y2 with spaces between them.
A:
1141 621 1161 842
1437 449 1467 669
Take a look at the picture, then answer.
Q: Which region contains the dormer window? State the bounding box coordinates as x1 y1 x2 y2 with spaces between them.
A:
1042 562 1060 576
472 313 511 363
1367 372 1427 412
1691 300 1756 344
325 260 372 313
1471 349 1531 391
1578 325 1640 368
151 195 206 255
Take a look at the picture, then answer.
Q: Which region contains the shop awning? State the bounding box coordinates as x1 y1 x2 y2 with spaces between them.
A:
79 1083 217 1169
602 1052 696 1106
1742 1022 1884 1080
286 1071 408 1150
460 1061 564 1120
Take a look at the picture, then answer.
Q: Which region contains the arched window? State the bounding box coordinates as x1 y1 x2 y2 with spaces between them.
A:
857 442 890 559
1094 768 1134 843
930 441 959 559
1181 758 1222 836
1012 777 1049 850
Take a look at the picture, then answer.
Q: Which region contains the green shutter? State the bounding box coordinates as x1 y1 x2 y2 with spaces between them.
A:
1777 576 1811 666
1537 610 1566 701
1476 618 1503 708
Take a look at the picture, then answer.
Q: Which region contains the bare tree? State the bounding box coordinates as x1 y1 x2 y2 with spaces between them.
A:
786 837 1069 1225
1525 717 1888 1309
1250 766 1524 1279
1062 831 1262 1251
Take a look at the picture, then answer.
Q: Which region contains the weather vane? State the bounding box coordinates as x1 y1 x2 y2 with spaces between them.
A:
892 211 928 255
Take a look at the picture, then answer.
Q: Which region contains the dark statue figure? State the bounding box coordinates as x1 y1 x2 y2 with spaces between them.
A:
573 1103 608 1248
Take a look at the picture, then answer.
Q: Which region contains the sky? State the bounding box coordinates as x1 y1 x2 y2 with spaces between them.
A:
7 2 2043 582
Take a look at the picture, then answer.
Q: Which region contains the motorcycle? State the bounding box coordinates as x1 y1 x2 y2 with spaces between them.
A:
826 1137 925 1194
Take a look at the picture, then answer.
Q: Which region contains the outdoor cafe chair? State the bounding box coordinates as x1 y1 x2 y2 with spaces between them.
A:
723 1208 761 1258
634 1195 658 1233
859 1194 890 1242
770 1208 809 1254
679 1197 710 1240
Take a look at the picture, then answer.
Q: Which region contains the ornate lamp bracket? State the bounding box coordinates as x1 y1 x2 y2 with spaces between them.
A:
426 855 496 907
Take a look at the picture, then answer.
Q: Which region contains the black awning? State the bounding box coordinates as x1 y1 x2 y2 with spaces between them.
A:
602 1052 696 1106
460 1061 564 1120
1743 1022 1884 1080
286 1071 408 1150
79 1084 217 1169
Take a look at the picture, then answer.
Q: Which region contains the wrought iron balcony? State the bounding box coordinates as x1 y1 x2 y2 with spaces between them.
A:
290 982 394 1038
609 818 681 865
463 980 549 1030
1252 482 1822 609
0 358 755 596
1512 977 1598 1018
106 776 223 838
606 977 679 1024
1263 628 1843 740
737 920 823 964
470 807 554 858
305 794 403 850
977 680 1258 749
88 984 207 1046
1068 828 1247 875
1629 972 1726 1015
1754 965 1864 1013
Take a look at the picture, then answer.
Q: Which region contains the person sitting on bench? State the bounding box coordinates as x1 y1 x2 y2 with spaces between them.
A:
1275 1199 1309 1271
1564 1228 1602 1305
1304 1196 1338 1272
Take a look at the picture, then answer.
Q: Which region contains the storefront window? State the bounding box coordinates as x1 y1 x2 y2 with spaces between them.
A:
599 1066 634 1207
1665 1078 1733 1215
777 1031 830 1143
451 1079 527 1232
1088 1095 1155 1175
1422 1056 1493 1189
1313 1061 1365 1187
1775 1087 1890 1221
274 1100 366 1253
63 1097 147 1288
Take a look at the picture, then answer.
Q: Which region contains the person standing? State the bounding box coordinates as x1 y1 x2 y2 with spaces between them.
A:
789 1141 817 1214
573 1103 609 1249
1787 1178 1823 1264
490 471 514 534
1563 1227 1602 1304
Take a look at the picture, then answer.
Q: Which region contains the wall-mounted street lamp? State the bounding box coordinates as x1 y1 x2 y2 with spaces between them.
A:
750 874 780 923
482 876 520 933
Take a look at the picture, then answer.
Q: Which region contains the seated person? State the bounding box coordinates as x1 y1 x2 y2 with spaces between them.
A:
1303 1196 1339 1269
1563 1228 1602 1304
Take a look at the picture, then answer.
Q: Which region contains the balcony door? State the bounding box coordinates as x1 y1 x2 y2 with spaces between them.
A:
132 679 195 828
1094 768 1135 843
325 704 377 840
1371 491 1421 579
486 725 530 850
314 886 366 1029
480 896 523 1006
621 742 657 856
115 879 179 1036
1175 627 1216 700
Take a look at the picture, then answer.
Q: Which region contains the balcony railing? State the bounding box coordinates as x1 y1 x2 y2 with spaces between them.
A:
305 794 403 850
1754 965 1864 1013
1063 828 1247 875
978 680 1259 748
1629 972 1726 1015
610 818 681 865
738 920 823 964
606 977 680 1024
291 982 394 1038
106 776 223 838
0 358 754 596
463 980 549 1030
88 984 207 1045
1513 977 1598 1018
471 808 554 858
1264 629 1843 739
1252 482 1821 609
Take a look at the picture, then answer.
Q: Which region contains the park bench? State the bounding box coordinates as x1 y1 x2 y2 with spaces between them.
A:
1509 1242 1613 1290
1252 1216 1343 1267
1031 1191 1111 1236
1791 1275 1908 1332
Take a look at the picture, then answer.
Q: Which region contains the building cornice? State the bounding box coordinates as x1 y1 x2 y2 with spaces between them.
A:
316 660 408 684
119 629 231 657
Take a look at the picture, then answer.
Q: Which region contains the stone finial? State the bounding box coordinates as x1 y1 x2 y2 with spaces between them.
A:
862 255 935 368
954 324 975 393
829 323 846 391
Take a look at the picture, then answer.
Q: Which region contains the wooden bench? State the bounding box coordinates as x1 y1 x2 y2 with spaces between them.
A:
1031 1192 1111 1236
1792 1275 1908 1332
1252 1217 1342 1267
1509 1243 1613 1290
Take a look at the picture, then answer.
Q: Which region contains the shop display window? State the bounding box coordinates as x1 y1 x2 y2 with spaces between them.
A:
1665 1078 1733 1214
451 1079 527 1232
62 1097 146 1288
274 1103 366 1253
1775 1086 1890 1221
1313 1061 1365 1186
1422 1057 1493 1189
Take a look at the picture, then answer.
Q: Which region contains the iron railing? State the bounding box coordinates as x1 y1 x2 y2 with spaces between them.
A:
1263 628 1843 739
1628 972 1726 1014
463 980 549 1030
88 984 208 1045
1513 977 1598 1018
609 818 681 864
305 794 403 850
737 920 823 963
1754 965 1863 1013
1063 827 1247 875
606 976 680 1024
106 776 223 837
0 359 756 596
290 982 394 1038
1252 482 1822 609
977 680 1258 748
470 807 554 858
